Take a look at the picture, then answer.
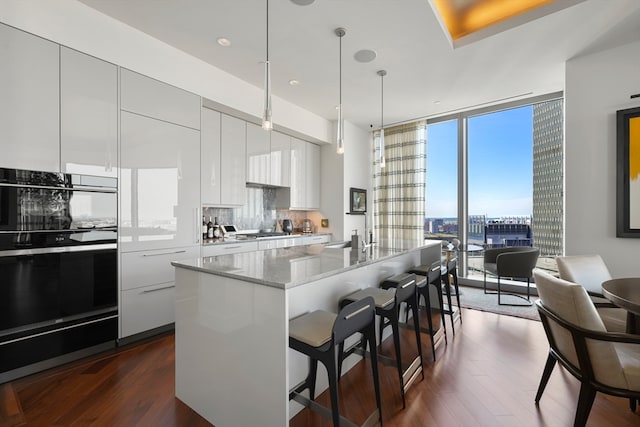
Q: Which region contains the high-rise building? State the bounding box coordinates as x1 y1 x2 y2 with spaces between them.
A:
532 99 564 256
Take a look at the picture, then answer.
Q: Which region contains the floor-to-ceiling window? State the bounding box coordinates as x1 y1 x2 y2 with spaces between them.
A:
424 94 563 281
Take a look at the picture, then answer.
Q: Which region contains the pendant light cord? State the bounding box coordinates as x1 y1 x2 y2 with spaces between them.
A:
266 0 269 62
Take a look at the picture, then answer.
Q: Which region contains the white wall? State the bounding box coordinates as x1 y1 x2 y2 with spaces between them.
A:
565 39 640 277
312 120 372 242
0 0 331 144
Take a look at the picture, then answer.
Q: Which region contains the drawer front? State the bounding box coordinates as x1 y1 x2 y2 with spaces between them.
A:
303 235 331 245
202 241 258 257
258 240 277 250
121 283 175 338
121 246 200 291
277 238 298 248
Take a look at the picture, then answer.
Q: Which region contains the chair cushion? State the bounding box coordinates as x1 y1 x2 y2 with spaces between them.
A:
289 310 337 348
597 307 628 333
343 288 395 309
615 342 640 391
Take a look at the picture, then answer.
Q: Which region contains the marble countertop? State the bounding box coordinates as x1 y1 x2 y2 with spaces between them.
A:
172 241 436 289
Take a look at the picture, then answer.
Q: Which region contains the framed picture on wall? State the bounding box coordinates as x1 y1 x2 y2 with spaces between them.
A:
349 187 367 214
616 106 640 237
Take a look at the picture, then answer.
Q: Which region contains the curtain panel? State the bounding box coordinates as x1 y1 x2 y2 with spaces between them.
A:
374 120 426 248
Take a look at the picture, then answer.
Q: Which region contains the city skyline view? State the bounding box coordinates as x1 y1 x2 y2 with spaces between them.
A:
425 105 534 219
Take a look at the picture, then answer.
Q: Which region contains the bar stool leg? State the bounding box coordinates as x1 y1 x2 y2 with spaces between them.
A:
444 277 455 335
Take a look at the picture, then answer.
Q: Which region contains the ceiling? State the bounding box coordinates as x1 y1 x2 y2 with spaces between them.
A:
79 0 640 131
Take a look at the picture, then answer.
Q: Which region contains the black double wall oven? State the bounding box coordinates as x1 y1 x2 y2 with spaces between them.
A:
0 168 118 382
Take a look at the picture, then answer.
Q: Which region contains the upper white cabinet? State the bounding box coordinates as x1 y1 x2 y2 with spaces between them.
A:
60 47 117 177
246 123 270 185
120 68 200 130
201 107 221 205
270 131 291 187
0 23 59 172
288 138 320 210
120 111 200 252
220 114 247 206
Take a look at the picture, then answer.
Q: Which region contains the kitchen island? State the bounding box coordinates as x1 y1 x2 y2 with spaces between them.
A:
172 240 441 427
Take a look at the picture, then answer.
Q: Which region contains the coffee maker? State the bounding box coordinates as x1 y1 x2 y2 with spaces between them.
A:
282 219 293 235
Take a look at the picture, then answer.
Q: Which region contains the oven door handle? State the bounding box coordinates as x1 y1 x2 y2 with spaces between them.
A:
0 243 117 257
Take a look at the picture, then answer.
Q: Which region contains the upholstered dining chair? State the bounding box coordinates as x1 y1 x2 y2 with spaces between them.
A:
483 246 539 306
533 269 640 427
556 254 627 333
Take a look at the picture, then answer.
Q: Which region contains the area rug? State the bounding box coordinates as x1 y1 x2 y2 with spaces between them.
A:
457 285 540 321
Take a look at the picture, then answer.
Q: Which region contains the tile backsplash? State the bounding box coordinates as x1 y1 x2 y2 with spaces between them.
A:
203 187 312 232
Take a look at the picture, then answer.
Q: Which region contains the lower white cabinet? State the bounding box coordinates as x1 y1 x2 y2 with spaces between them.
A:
303 234 331 245
121 283 176 338
120 245 199 338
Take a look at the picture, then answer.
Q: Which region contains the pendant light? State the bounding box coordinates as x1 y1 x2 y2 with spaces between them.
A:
262 0 273 130
335 28 346 154
377 70 387 168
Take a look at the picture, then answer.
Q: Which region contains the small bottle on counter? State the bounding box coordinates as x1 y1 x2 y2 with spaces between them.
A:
202 216 208 240
207 216 214 239
213 217 222 238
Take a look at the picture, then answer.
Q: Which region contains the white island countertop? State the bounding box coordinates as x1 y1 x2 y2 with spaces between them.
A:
171 241 430 289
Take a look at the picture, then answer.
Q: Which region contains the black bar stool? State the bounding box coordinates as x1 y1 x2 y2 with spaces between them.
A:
442 257 462 327
408 263 448 344
289 296 382 427
339 274 424 408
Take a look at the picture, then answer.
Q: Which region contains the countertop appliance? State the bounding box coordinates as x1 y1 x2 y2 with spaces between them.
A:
0 168 118 383
282 219 293 235
302 219 313 234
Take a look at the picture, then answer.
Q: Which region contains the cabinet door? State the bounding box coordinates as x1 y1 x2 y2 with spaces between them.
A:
61 47 117 177
289 137 306 209
201 107 221 205
246 122 270 185
220 114 246 206
270 131 291 187
120 68 200 129
0 23 59 172
120 112 200 252
306 142 321 209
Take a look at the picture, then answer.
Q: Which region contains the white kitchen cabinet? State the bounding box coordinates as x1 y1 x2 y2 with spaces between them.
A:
202 241 258 257
119 246 200 338
121 283 176 338
120 111 200 252
306 142 320 209
120 68 200 129
0 23 59 172
246 122 270 185
60 47 117 177
270 131 291 187
286 138 320 210
201 107 221 205
303 234 330 245
220 114 247 206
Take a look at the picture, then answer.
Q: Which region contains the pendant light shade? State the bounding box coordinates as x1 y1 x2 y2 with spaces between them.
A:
377 70 387 168
335 28 346 154
262 0 273 130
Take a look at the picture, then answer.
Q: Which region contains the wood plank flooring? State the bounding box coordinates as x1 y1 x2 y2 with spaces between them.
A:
2 307 639 426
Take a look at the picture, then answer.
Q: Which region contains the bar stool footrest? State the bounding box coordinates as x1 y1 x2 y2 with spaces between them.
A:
290 390 381 427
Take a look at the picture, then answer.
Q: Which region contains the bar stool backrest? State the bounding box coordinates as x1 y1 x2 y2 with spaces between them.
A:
394 276 417 303
333 296 375 344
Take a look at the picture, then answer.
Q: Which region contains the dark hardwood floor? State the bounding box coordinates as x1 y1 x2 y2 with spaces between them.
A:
2 306 639 426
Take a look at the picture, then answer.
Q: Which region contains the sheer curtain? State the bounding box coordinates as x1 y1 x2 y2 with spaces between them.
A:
374 120 426 248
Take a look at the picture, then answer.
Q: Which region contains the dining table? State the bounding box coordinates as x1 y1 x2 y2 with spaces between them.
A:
601 277 640 334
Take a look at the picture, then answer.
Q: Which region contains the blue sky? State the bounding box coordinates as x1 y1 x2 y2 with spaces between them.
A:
426 105 533 218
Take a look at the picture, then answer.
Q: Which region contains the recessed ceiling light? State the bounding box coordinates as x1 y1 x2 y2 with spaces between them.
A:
354 49 377 63
217 37 231 47
434 100 441 105
288 79 300 86
290 0 315 5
